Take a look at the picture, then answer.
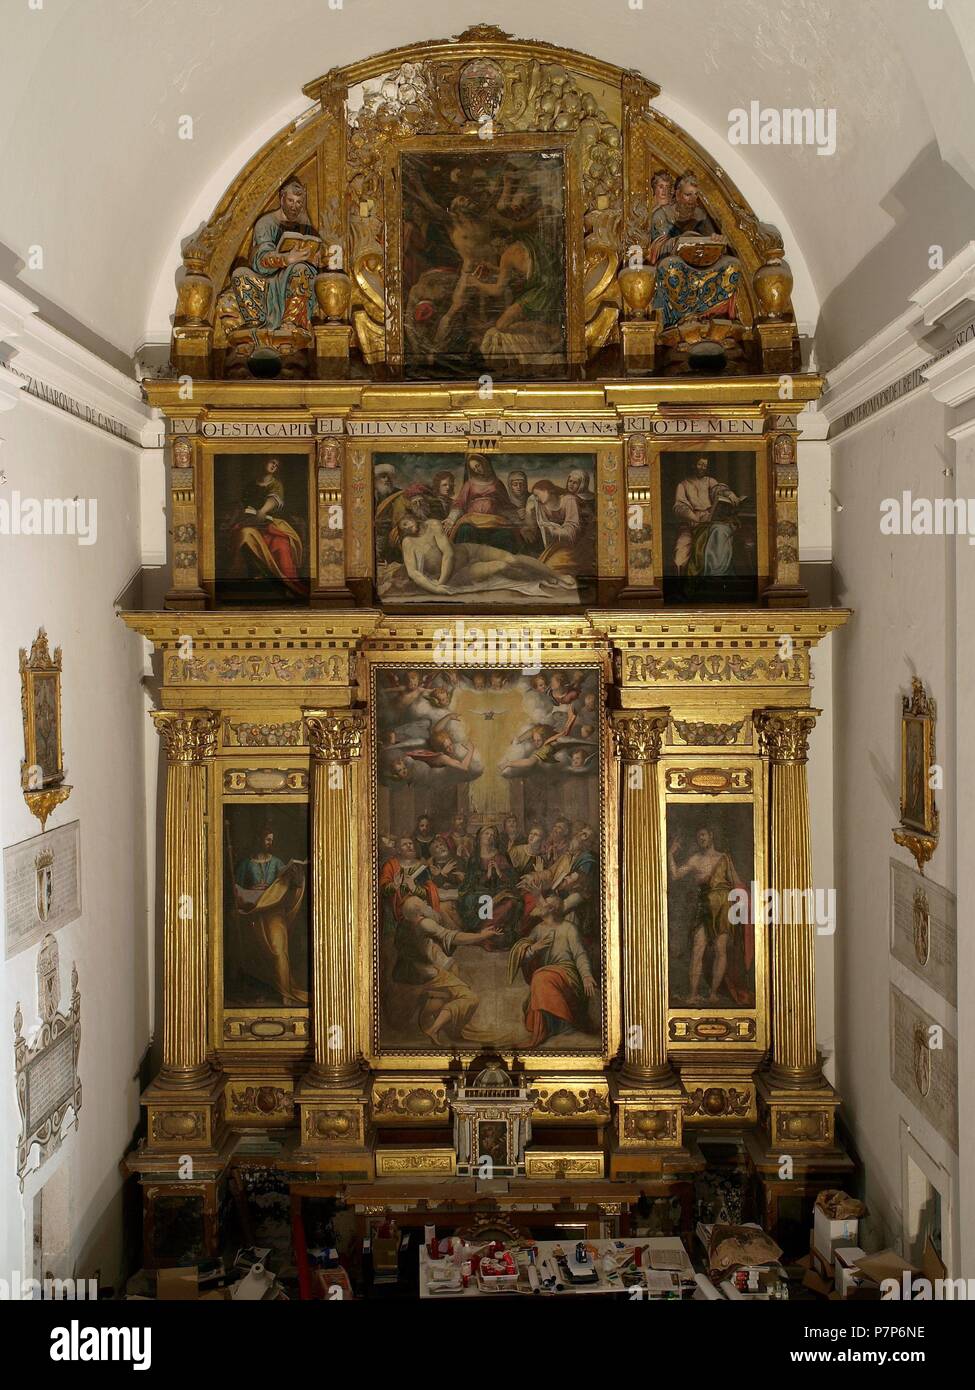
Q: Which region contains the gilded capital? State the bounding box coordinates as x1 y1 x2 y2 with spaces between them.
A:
151 709 219 763
755 707 819 763
611 709 669 764
305 709 366 763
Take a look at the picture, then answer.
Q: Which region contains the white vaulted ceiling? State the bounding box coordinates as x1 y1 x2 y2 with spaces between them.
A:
1 0 973 364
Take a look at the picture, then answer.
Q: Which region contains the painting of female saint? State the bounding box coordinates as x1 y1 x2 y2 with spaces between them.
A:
374 666 603 1053
223 803 310 1008
400 150 567 378
32 674 60 783
666 803 755 1009
374 451 596 604
660 451 758 603
214 453 310 601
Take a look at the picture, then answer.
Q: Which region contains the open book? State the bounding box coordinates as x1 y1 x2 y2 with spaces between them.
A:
276 231 322 260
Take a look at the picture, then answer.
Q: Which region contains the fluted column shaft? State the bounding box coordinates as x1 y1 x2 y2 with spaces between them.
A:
151 709 218 1085
756 707 821 1086
612 709 673 1084
304 709 366 1085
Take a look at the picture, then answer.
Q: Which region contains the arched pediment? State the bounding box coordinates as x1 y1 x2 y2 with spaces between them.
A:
173 25 797 382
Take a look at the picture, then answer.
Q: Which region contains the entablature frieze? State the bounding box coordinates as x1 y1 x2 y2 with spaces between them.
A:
119 607 848 720
145 376 823 427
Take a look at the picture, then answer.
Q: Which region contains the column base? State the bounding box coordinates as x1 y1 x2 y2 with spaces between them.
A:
744 1127 854 1258
755 1070 843 1153
608 1071 689 1167
296 1069 375 1172
125 1129 237 1271
141 1066 227 1157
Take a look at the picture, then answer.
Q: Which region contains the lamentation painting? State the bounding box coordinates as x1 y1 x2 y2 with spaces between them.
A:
660 450 759 603
400 149 567 378
222 802 310 1009
666 802 755 1009
374 450 597 603
213 452 311 602
373 665 604 1054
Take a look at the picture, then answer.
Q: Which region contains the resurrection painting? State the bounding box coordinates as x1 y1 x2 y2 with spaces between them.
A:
666 802 755 1009
374 450 597 603
374 665 603 1053
213 452 311 602
660 450 758 603
400 149 568 378
222 802 310 1009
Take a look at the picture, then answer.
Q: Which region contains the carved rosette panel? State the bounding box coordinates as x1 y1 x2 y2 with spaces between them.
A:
373 1085 448 1122
671 719 747 747
305 1105 366 1146
227 1083 294 1119
531 1085 610 1123
685 1086 752 1120
223 719 304 748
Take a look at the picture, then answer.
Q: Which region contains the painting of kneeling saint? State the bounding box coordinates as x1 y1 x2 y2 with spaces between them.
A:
214 452 310 602
661 451 758 604
223 803 310 1008
666 803 755 1008
400 149 567 378
374 450 596 604
375 666 603 1053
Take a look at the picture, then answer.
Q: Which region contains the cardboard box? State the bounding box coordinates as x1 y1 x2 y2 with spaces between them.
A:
813 1206 859 1261
833 1245 865 1297
809 1232 834 1281
855 1249 921 1297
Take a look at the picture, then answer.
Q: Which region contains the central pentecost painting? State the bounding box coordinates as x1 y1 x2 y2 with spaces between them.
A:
400 149 568 378
373 664 604 1055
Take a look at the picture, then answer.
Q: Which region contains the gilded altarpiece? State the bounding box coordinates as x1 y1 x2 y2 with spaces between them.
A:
122 29 850 1254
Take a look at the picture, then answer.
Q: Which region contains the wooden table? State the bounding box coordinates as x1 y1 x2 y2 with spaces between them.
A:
419 1237 693 1299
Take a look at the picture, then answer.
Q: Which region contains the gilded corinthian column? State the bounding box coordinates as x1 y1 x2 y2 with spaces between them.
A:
304 709 367 1086
150 709 219 1087
755 708 821 1087
611 710 672 1083
608 710 688 1173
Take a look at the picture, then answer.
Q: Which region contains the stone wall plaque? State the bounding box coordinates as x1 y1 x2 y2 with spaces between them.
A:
890 859 956 1006
4 822 82 960
889 984 958 1151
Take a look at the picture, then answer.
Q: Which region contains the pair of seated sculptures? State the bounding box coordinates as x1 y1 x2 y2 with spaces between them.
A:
214 170 746 376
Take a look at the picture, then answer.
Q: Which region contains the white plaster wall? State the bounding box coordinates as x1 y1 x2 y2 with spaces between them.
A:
0 398 149 1290
830 388 960 1267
